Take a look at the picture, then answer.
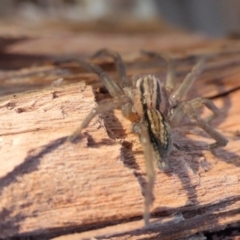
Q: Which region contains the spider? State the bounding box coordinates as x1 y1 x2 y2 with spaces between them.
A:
55 49 228 226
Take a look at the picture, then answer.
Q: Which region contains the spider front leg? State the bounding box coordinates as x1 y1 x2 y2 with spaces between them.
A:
169 97 228 154
169 57 205 106
132 122 155 226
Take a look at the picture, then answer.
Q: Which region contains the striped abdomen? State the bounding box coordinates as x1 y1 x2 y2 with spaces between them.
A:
143 108 172 170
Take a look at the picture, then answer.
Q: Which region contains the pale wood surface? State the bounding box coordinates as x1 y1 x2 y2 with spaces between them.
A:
0 31 240 239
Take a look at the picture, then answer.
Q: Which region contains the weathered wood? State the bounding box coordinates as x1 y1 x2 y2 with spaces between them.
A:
1 34 240 239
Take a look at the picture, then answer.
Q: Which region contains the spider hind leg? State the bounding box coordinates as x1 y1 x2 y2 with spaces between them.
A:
169 97 228 154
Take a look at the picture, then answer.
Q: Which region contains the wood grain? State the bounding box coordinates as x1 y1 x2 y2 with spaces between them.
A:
0 33 240 239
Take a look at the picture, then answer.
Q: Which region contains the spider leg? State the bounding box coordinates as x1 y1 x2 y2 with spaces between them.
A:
169 98 228 154
162 86 171 117
132 122 155 226
92 48 130 88
68 96 130 142
54 58 124 98
188 97 222 123
165 58 177 94
169 57 205 106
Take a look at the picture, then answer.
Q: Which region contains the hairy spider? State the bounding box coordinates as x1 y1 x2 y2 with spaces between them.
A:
55 49 228 226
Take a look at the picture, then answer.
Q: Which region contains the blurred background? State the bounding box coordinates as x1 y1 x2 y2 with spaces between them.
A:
0 0 240 37
1 0 240 71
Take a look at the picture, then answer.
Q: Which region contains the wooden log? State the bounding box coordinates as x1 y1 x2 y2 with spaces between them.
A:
1 35 240 239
